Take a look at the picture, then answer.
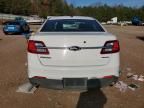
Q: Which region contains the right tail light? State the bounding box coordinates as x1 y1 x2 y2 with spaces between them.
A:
101 40 120 54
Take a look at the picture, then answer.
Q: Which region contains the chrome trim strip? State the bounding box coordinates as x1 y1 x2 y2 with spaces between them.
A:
37 46 112 49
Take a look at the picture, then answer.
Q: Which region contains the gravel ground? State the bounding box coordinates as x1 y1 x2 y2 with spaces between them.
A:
0 25 144 108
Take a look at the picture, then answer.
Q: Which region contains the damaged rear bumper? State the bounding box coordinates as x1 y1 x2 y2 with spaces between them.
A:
29 76 118 90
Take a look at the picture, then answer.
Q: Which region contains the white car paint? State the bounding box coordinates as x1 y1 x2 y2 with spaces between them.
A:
27 16 120 88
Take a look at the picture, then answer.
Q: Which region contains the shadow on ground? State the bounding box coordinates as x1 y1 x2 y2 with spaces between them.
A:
136 36 144 41
77 89 107 108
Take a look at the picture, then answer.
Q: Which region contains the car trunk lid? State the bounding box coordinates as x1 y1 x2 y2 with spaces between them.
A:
32 32 116 67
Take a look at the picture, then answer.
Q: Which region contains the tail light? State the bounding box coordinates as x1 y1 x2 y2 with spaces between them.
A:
28 40 49 54
103 75 113 79
101 40 120 54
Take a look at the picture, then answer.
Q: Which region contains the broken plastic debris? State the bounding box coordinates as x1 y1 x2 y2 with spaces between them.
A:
128 84 139 91
16 82 39 94
114 81 128 92
114 81 140 92
132 75 139 80
138 75 144 82
126 67 132 72
127 73 134 78
127 73 144 82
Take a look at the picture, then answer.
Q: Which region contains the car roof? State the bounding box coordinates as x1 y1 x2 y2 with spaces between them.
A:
47 16 95 20
4 21 20 24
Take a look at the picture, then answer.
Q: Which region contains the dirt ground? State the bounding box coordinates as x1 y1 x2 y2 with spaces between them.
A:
0 25 144 108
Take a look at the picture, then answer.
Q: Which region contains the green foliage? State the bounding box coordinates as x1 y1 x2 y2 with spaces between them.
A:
0 0 144 22
77 5 144 21
0 0 6 13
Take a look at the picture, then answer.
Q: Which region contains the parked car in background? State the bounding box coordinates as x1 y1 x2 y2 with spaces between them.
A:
132 16 143 26
28 16 120 90
3 19 30 35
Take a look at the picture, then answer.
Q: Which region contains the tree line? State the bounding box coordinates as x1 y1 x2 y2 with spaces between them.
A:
0 0 144 21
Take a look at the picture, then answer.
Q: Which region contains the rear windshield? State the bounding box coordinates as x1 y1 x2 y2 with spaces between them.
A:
41 19 105 32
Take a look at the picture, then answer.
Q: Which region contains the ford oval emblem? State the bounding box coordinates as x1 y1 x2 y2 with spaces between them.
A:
69 46 81 51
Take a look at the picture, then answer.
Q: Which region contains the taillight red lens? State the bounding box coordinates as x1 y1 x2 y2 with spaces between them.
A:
101 40 120 54
103 75 113 79
28 40 49 54
33 76 46 79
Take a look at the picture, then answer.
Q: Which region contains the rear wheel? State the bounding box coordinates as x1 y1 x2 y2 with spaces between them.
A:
4 31 8 35
3 29 8 35
23 25 30 33
29 78 39 86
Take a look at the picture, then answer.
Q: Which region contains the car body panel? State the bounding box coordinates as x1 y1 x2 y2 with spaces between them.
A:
3 20 30 34
28 51 119 79
32 33 116 67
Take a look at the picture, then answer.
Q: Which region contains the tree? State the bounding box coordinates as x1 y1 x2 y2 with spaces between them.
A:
0 0 6 13
0 0 144 21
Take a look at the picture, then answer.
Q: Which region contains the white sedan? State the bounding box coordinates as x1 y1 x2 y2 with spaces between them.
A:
27 16 120 90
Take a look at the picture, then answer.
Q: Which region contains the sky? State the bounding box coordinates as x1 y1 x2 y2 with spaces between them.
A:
66 0 144 7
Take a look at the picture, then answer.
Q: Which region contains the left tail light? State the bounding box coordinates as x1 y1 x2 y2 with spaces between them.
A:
28 40 49 54
101 40 120 54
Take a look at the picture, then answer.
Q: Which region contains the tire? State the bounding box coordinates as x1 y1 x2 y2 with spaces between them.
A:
4 31 8 35
3 29 8 35
29 78 39 86
23 25 30 33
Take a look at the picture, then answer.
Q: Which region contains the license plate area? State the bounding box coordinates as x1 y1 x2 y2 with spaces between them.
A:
63 78 87 89
8 27 14 30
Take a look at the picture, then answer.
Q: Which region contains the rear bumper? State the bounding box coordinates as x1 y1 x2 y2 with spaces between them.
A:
29 76 118 90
